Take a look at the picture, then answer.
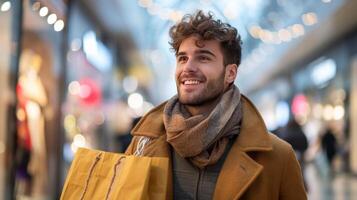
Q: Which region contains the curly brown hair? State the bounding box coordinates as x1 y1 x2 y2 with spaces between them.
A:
169 10 242 66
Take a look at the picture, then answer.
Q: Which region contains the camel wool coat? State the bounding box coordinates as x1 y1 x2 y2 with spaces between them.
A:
125 95 307 200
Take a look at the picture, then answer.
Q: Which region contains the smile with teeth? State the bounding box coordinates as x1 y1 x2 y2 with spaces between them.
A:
183 80 201 85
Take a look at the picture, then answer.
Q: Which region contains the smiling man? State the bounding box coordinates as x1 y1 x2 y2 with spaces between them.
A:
126 11 307 200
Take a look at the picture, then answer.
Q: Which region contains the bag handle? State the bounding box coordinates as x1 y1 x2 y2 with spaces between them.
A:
134 136 151 156
105 156 126 200
79 152 102 200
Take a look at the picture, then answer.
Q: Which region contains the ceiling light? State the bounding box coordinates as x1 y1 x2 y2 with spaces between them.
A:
278 29 292 42
249 25 261 39
302 12 318 26
169 11 183 22
54 20 64 32
47 13 57 24
39 6 49 17
1 1 11 12
258 30 267 40
260 31 274 43
291 24 305 37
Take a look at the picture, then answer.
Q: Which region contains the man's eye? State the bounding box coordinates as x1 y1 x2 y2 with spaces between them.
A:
178 56 187 62
198 56 210 61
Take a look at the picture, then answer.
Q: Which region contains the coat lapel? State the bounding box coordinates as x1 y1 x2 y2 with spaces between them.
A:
213 143 263 200
213 96 273 200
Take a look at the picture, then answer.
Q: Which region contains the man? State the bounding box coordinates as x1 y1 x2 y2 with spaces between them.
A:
126 11 307 200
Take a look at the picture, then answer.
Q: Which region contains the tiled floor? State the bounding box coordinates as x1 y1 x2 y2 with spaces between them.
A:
305 163 357 200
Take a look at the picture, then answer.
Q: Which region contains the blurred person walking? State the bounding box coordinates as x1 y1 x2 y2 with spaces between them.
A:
125 10 307 200
280 118 308 168
280 118 309 191
321 127 337 171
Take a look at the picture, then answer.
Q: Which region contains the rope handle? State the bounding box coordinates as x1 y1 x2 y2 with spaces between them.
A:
79 152 102 200
105 156 126 200
134 136 151 156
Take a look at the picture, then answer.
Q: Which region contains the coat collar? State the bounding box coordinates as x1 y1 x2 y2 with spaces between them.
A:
236 95 273 152
132 95 273 152
131 101 167 138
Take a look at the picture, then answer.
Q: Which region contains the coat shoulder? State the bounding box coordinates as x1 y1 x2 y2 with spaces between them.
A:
268 133 294 154
258 133 298 168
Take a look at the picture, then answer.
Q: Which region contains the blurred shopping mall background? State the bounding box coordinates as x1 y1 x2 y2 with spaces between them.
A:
1 0 357 199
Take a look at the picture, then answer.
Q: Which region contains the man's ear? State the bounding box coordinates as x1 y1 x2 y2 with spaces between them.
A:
225 64 238 84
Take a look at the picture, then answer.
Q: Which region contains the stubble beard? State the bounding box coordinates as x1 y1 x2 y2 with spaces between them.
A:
177 71 226 106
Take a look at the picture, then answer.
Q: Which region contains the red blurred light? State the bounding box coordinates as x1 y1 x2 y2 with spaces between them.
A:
291 94 308 116
78 78 102 106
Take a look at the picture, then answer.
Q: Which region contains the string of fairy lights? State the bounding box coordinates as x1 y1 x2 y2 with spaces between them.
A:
1 1 64 32
137 0 332 45
31 1 65 32
136 0 334 71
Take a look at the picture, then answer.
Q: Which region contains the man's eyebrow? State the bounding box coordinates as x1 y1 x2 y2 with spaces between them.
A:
176 50 216 57
195 49 216 57
176 52 187 57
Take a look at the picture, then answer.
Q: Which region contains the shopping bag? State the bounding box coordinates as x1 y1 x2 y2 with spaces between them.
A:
60 148 169 200
147 157 169 200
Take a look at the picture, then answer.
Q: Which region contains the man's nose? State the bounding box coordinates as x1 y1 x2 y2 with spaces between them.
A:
182 59 197 72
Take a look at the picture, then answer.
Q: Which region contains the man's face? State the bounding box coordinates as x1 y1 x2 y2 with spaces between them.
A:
175 36 230 106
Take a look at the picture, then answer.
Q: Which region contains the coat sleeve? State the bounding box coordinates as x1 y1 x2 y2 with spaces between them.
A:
279 145 308 200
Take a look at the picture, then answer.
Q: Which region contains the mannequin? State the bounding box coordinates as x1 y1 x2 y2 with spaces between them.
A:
16 49 48 197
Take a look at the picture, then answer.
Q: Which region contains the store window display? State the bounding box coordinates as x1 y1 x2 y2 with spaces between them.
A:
11 0 67 198
15 50 48 198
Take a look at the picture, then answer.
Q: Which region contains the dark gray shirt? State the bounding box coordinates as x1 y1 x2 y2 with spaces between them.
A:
172 136 235 200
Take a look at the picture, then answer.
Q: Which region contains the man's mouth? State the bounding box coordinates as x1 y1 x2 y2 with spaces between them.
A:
182 79 201 85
